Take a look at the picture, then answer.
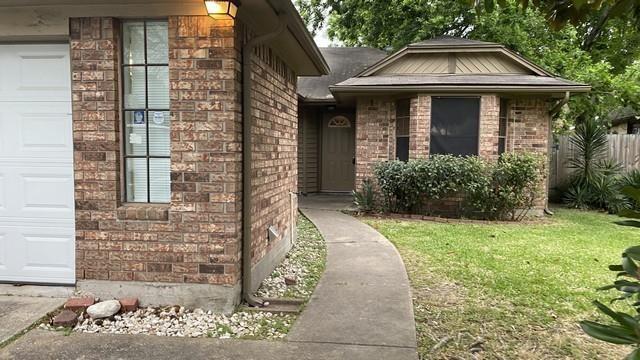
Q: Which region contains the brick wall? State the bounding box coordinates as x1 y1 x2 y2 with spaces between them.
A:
72 16 243 286
409 95 429 159
71 17 123 281
72 15 298 294
479 95 501 161
248 43 298 266
355 97 395 189
504 98 551 208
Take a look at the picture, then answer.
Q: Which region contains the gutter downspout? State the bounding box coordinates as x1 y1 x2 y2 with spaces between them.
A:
241 15 287 307
545 91 571 216
550 91 570 117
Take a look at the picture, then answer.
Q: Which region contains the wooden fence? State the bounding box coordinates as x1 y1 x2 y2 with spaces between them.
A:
550 134 640 188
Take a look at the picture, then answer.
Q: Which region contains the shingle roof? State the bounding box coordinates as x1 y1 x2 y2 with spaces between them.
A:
609 106 639 125
408 35 499 48
297 47 388 102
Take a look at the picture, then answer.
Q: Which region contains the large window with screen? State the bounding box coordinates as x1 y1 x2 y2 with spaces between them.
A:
430 97 480 156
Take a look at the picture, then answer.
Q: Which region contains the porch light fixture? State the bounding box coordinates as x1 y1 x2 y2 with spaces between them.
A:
204 0 239 19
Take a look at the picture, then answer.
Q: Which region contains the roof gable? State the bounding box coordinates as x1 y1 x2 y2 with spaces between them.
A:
359 37 552 77
374 51 533 75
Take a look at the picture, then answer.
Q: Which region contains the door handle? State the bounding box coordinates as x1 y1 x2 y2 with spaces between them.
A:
352 157 356 165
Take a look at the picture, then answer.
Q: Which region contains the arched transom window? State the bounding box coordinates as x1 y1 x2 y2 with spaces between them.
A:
328 116 351 128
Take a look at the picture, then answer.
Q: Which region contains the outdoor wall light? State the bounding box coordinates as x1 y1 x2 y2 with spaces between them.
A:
204 0 239 19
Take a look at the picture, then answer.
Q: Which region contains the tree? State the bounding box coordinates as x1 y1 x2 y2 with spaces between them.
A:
502 0 640 33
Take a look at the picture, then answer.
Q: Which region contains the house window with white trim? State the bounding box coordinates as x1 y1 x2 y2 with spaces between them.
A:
430 97 480 156
122 20 170 203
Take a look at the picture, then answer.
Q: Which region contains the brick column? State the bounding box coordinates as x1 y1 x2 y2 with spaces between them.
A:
409 95 430 159
355 97 394 189
70 17 121 281
168 16 242 284
506 98 551 208
478 95 500 161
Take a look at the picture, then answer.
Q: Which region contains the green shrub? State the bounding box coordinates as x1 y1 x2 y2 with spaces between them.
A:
373 153 543 220
465 152 544 220
373 160 413 212
373 155 486 213
407 155 486 212
352 178 376 213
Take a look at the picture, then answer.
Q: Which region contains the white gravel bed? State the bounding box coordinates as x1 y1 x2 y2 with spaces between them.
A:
49 214 325 340
256 215 326 299
42 306 293 339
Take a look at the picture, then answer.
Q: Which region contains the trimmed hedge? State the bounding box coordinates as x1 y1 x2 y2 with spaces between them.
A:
372 153 545 220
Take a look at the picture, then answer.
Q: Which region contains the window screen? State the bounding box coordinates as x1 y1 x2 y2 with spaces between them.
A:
122 20 170 203
430 97 480 156
396 99 410 161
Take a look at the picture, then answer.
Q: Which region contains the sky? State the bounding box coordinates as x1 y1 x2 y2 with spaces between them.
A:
313 23 342 47
294 0 338 47
314 27 332 47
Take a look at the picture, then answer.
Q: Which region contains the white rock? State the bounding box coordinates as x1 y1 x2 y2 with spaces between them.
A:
87 300 121 319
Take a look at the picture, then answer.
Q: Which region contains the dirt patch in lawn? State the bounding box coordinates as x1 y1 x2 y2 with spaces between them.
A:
402 249 629 360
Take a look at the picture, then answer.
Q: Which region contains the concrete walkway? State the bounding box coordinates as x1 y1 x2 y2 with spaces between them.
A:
0 295 64 346
0 330 415 360
0 195 417 359
290 195 418 356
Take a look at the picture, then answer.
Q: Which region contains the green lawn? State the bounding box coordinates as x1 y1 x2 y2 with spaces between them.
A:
365 209 638 359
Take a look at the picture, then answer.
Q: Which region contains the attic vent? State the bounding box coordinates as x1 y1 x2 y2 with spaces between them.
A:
328 116 351 128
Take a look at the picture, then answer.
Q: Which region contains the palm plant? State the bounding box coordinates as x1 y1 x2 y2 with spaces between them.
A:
581 189 640 358
567 117 610 186
620 170 640 210
620 186 640 219
563 117 625 212
353 178 376 213
581 244 640 360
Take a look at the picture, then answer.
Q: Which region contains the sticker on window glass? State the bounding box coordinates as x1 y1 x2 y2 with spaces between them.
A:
129 133 142 144
152 111 165 125
133 111 145 125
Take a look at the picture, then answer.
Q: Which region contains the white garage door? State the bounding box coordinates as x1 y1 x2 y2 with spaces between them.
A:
0 44 75 285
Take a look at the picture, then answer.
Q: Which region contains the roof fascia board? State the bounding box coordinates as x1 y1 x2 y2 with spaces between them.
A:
496 48 551 77
407 43 497 49
300 98 337 104
356 47 407 77
270 0 329 75
330 84 592 93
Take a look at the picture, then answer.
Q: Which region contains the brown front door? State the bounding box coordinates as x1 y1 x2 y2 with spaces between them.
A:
321 114 355 192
